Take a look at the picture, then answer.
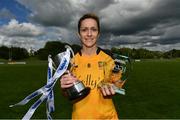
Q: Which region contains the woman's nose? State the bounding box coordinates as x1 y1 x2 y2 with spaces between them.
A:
87 29 92 36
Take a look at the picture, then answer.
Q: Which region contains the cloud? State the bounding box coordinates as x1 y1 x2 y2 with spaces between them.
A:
0 19 76 50
17 0 75 27
1 0 179 51
0 35 43 49
0 8 16 20
98 0 180 51
0 19 45 49
159 24 180 44
0 19 44 37
100 0 180 34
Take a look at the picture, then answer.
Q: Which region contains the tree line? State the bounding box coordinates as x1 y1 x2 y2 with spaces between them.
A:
0 41 180 60
0 46 29 60
111 47 180 59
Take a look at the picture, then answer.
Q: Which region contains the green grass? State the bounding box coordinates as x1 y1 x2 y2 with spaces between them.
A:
0 59 180 119
0 60 72 119
114 59 180 119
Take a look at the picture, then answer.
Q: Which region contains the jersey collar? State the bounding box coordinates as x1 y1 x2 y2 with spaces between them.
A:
78 47 101 56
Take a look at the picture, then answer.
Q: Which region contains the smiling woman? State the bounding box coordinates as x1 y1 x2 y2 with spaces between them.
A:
60 13 124 119
78 16 99 52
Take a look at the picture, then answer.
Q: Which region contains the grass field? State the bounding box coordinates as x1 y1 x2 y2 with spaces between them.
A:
0 59 180 119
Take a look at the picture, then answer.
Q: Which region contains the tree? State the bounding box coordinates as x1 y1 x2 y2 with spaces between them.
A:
36 48 49 60
0 46 9 59
163 49 180 58
37 41 69 60
0 46 29 60
11 47 29 60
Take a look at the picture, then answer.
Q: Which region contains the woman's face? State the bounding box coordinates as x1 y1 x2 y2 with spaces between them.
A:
78 18 99 48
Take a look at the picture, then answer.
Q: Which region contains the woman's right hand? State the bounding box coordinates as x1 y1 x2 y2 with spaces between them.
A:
60 72 78 89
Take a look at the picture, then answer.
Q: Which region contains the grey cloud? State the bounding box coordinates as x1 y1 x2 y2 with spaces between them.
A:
0 19 44 37
98 0 180 50
17 0 115 27
17 0 74 27
0 8 16 19
79 0 115 13
139 22 180 45
14 0 180 51
0 36 46 50
101 0 180 35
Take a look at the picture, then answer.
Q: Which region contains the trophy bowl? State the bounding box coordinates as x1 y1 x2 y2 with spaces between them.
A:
53 50 90 101
65 81 90 101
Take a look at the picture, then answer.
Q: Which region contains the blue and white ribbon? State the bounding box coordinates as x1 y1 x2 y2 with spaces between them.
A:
9 46 72 120
46 55 55 120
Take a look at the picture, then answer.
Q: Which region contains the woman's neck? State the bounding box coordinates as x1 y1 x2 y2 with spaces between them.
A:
81 46 98 56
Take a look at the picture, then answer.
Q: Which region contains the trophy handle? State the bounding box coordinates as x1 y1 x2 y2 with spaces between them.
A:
65 45 74 58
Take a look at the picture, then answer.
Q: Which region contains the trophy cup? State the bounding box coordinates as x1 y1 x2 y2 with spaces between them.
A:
112 54 132 81
53 46 90 101
98 54 132 95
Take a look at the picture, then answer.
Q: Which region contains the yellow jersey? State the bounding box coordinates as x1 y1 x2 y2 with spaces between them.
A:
71 48 121 119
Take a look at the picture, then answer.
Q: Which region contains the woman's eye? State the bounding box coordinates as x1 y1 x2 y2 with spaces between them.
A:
92 28 98 32
81 28 87 32
80 28 98 32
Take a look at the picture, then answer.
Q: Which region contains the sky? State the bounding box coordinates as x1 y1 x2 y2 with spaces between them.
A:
0 0 180 51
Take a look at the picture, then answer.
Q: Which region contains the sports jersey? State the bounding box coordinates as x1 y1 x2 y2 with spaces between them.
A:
71 48 122 119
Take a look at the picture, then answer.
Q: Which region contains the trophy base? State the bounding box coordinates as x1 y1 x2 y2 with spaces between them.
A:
66 81 90 101
68 87 90 101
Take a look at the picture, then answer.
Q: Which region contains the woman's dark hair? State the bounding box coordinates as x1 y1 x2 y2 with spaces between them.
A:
78 13 100 34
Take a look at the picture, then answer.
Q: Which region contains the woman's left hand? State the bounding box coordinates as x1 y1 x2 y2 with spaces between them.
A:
100 84 115 96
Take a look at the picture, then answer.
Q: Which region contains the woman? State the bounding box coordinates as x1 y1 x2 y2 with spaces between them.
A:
60 13 123 119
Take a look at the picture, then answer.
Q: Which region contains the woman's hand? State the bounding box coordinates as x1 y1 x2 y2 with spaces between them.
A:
100 84 115 96
60 72 78 89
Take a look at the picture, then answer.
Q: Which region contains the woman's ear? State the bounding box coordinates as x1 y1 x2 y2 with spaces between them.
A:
98 33 100 38
77 32 81 39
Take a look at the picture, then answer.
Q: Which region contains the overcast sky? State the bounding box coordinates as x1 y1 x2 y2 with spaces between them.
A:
0 0 180 51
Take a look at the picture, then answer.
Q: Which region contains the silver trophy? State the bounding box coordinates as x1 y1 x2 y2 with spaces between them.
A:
9 45 90 120
53 46 90 101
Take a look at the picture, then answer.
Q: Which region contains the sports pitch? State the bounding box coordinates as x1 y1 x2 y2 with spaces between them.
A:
0 59 180 119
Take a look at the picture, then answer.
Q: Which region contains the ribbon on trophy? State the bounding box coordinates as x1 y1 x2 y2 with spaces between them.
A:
9 45 74 120
46 55 55 120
